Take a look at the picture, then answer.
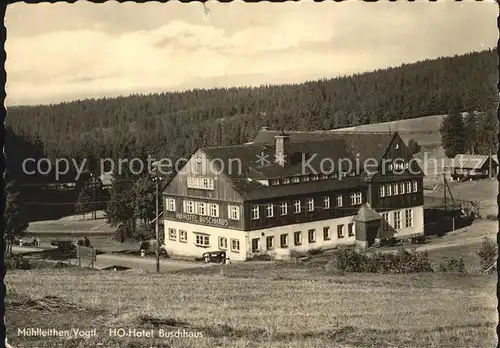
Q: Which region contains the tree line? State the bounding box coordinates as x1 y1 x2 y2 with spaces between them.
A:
3 49 498 243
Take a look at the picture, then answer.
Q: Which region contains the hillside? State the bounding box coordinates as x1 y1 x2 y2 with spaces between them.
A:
5 49 498 182
6 267 496 348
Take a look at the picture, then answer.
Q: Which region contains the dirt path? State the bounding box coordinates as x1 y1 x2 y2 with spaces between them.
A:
414 234 495 253
91 253 217 271
12 245 216 272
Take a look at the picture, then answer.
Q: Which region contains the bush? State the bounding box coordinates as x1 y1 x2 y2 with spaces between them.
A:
438 257 466 273
5 255 31 270
477 238 497 271
379 237 399 247
335 249 368 272
248 253 272 261
330 248 433 274
410 235 426 244
307 248 323 256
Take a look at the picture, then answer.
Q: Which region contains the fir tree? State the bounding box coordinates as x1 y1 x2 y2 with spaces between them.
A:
75 189 91 220
440 108 466 158
407 139 421 156
104 166 137 236
4 178 29 256
464 111 478 154
476 109 498 155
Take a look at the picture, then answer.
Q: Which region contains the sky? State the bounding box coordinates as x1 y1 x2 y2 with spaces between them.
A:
5 1 498 106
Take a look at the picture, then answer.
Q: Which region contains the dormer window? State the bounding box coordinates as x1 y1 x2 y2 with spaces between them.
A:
302 176 310 182
282 177 290 184
320 174 329 180
311 174 319 181
270 179 280 185
291 176 300 183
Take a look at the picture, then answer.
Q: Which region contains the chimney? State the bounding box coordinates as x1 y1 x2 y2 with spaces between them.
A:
275 131 290 167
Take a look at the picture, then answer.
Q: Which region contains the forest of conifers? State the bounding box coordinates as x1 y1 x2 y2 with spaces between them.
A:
5 48 498 183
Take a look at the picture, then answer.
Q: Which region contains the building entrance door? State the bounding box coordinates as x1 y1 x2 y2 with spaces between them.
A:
366 225 378 247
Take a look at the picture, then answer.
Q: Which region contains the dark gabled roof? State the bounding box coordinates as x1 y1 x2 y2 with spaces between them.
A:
252 129 395 164
203 138 355 179
197 130 397 201
449 154 498 169
353 203 382 222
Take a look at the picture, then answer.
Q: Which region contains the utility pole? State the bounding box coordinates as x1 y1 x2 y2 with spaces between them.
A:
152 172 163 273
443 173 447 207
90 174 97 220
489 149 492 179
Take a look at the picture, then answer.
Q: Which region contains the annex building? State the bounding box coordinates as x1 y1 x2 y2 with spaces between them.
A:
161 128 425 261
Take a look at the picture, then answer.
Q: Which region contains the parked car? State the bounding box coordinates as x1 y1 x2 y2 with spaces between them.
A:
202 251 227 264
139 239 168 256
50 240 77 251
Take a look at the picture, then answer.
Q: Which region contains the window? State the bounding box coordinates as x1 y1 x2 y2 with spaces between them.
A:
197 202 207 216
321 173 329 180
209 203 219 217
280 234 288 248
393 211 401 229
406 181 412 193
386 184 392 196
231 239 240 252
187 177 214 190
381 213 390 231
307 198 314 212
266 236 274 250
337 225 344 238
282 177 290 184
166 198 176 211
399 182 405 194
308 229 316 243
185 201 195 214
348 223 354 237
280 202 288 216
270 179 280 185
324 196 330 209
380 185 385 198
293 200 301 214
388 163 393 171
292 176 300 183
405 209 413 228
394 162 404 170
294 231 302 246
251 206 259 220
228 205 240 220
336 195 343 207
251 238 260 252
168 228 177 241
219 237 228 249
195 234 210 247
350 192 362 205
323 227 331 240
393 183 399 195
266 204 274 218
179 230 187 243
311 174 319 181
412 181 418 192
302 175 310 182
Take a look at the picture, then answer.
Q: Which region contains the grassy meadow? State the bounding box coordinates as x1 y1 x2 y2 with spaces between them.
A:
6 262 497 348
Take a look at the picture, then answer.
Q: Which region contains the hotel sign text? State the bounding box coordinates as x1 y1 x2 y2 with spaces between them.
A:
175 213 229 227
